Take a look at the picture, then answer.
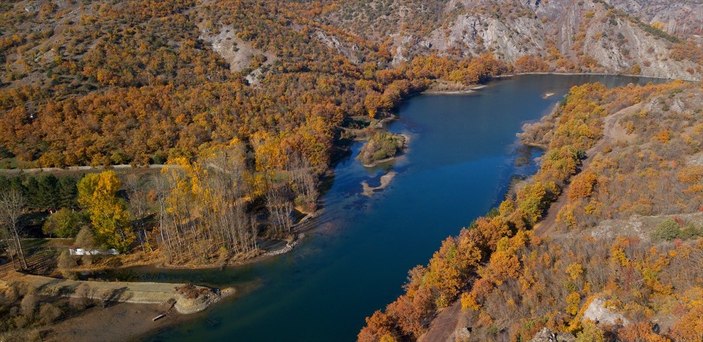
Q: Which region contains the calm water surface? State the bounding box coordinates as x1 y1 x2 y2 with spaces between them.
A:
138 75 657 341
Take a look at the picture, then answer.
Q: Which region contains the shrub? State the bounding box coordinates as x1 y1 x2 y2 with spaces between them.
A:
357 132 406 165
74 226 96 248
42 208 86 238
651 219 681 241
57 250 77 279
37 303 62 325
681 223 703 239
576 321 605 342
20 290 38 319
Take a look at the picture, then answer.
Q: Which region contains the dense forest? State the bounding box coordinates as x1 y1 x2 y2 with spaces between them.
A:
0 0 511 169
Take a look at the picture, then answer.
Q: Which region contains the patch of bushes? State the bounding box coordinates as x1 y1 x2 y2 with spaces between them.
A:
42 208 87 238
357 132 406 166
651 218 703 241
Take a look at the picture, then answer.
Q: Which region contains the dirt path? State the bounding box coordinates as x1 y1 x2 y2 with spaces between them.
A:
4 272 184 305
419 301 463 342
2 272 233 315
535 104 641 236
0 164 165 174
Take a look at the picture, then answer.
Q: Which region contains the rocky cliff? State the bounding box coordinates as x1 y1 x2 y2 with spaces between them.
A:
321 0 702 80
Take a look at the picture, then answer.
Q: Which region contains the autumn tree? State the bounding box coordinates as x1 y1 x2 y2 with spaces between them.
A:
77 171 134 252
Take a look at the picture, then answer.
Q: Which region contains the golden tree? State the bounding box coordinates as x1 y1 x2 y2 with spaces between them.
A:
77 171 134 252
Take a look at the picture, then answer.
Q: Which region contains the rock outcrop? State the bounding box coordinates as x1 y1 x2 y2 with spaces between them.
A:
174 284 233 314
583 297 630 326
530 328 576 342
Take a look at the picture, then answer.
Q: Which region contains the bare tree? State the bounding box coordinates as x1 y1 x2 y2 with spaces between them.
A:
286 152 319 212
153 174 174 262
266 184 293 237
124 174 152 252
202 145 257 254
155 143 260 265
0 189 28 270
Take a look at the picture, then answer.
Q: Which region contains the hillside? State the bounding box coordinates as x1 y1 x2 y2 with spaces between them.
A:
359 82 703 341
1 0 701 169
606 0 703 39
320 0 702 80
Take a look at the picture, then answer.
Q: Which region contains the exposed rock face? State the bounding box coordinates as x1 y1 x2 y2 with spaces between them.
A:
583 297 630 326
605 0 703 38
322 0 702 80
314 30 363 64
421 14 545 62
199 25 255 73
198 25 277 84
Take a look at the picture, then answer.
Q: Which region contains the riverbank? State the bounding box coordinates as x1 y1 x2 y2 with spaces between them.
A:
142 74 663 341
0 271 234 341
422 84 487 95
497 71 683 81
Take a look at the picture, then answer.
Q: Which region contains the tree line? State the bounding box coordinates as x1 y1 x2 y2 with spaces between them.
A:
0 140 324 270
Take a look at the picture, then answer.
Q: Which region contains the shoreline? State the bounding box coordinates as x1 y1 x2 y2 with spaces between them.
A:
496 71 689 81
94 210 320 273
0 71 692 173
422 85 487 95
2 72 681 341
1 271 235 342
362 171 398 197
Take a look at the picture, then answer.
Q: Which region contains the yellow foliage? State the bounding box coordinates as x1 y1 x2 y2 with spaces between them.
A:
460 292 479 311
610 238 631 267
77 171 134 251
566 263 584 281
566 291 581 316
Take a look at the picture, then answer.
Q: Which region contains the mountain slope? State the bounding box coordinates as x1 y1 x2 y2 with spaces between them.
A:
320 0 702 80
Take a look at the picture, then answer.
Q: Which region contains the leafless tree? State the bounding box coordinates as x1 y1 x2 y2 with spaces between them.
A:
286 152 319 212
201 145 259 254
0 189 28 270
266 184 293 237
124 174 152 252
156 144 260 264
153 173 175 262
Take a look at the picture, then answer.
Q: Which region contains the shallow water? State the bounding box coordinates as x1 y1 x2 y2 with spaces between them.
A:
138 75 659 341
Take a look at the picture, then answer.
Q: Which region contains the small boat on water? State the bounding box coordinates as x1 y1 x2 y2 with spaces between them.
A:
543 92 555 99
152 313 167 322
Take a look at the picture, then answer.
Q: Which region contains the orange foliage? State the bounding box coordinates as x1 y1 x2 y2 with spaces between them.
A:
670 299 703 342
568 171 598 201
514 55 550 73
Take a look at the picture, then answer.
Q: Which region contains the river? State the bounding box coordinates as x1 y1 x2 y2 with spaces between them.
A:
124 75 659 341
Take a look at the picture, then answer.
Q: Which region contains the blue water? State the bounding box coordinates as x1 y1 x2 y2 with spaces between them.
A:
138 75 658 341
